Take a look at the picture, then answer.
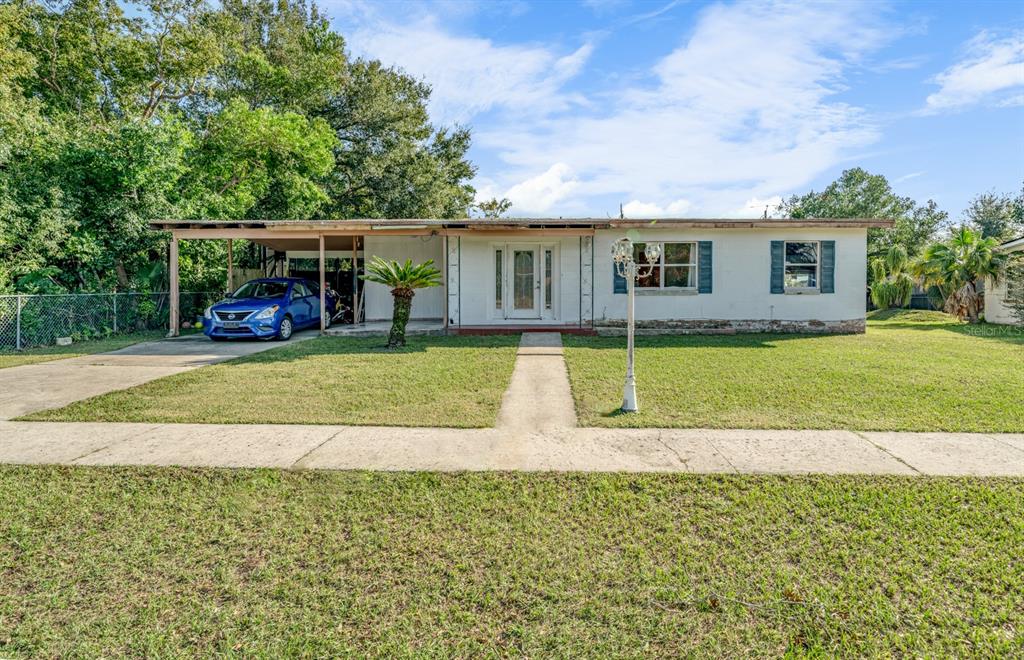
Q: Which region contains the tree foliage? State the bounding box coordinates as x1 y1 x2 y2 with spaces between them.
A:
1004 256 1024 326
471 197 513 219
777 168 947 260
0 0 476 294
962 188 1024 242
869 245 914 310
914 227 1009 323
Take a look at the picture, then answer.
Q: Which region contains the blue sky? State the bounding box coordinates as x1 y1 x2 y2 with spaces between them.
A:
325 0 1023 218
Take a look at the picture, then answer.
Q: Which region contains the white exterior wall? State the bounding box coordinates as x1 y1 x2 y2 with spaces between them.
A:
985 244 1023 325
363 235 445 321
454 235 583 325
593 228 868 322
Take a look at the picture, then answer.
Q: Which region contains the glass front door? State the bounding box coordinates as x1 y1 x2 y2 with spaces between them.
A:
509 246 540 318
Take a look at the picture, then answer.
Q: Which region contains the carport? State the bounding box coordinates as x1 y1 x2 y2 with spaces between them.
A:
152 220 437 337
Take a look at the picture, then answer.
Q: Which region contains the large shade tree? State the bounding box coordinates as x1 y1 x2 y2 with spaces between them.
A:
0 0 476 294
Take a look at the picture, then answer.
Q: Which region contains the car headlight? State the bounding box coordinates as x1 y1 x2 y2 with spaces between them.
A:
204 306 212 320
253 305 279 320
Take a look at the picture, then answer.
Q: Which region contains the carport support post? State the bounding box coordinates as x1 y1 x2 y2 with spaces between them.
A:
352 236 360 324
168 233 179 337
226 239 233 294
319 234 326 333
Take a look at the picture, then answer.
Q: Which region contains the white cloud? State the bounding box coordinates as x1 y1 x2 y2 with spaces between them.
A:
477 0 892 215
503 163 580 213
330 0 899 216
725 196 783 219
338 7 592 124
622 199 692 217
924 31 1024 113
893 171 926 184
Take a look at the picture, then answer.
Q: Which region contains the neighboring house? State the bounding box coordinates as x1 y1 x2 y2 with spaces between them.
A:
153 217 891 335
984 236 1024 325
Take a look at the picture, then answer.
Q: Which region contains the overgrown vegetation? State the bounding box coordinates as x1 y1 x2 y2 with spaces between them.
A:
0 0 476 294
1 467 1020 656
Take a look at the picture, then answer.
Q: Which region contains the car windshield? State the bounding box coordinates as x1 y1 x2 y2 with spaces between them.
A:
231 281 289 299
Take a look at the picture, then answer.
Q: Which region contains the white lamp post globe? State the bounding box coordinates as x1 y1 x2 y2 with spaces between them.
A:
644 242 662 264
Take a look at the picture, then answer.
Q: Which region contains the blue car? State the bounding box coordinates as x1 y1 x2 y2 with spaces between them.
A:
203 277 339 341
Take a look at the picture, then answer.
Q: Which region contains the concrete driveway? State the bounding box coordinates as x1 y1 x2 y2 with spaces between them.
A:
0 331 316 420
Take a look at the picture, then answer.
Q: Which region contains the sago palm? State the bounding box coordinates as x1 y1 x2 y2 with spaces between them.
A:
360 257 442 347
914 227 1008 323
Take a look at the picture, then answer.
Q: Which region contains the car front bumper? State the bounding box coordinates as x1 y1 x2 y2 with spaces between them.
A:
204 318 280 338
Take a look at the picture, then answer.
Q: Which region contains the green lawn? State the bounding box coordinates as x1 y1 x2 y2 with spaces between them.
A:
0 330 171 369
25 335 520 428
565 312 1024 432
0 467 1020 657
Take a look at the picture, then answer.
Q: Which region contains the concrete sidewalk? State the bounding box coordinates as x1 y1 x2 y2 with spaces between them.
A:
0 331 316 420
1 421 1021 475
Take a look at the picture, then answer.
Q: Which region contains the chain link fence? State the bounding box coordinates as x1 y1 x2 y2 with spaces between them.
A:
0 292 223 351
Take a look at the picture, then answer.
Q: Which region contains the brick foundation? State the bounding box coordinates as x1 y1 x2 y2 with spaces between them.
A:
594 318 866 336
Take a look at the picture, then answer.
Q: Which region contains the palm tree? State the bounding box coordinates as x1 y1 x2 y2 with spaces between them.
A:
360 257 442 347
914 227 1009 323
869 245 915 309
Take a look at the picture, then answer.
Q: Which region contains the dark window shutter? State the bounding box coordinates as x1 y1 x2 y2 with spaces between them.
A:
613 262 627 294
698 241 712 293
770 241 784 294
820 240 835 293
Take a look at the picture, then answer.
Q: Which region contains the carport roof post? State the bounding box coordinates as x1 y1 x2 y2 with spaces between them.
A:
168 232 179 338
319 233 326 334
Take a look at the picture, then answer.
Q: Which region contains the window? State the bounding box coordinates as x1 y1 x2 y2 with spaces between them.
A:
291 282 311 299
544 249 553 310
231 281 288 299
308 282 320 297
495 249 503 310
784 241 819 290
633 242 697 289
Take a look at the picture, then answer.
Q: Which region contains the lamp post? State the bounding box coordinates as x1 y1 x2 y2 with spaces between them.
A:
611 237 661 412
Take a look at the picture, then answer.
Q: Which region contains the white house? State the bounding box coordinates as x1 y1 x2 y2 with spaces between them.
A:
154 217 892 335
985 236 1024 325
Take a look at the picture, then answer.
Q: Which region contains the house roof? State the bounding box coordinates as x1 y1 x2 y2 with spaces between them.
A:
150 217 893 231
998 236 1024 252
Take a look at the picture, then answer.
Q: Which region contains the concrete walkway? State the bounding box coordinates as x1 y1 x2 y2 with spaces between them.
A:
0 331 316 420
496 333 577 432
0 331 1022 475
0 421 1021 475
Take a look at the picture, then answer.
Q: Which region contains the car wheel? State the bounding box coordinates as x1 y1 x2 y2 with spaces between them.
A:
277 316 293 341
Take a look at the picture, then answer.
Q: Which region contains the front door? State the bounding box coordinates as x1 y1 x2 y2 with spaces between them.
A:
508 246 540 319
